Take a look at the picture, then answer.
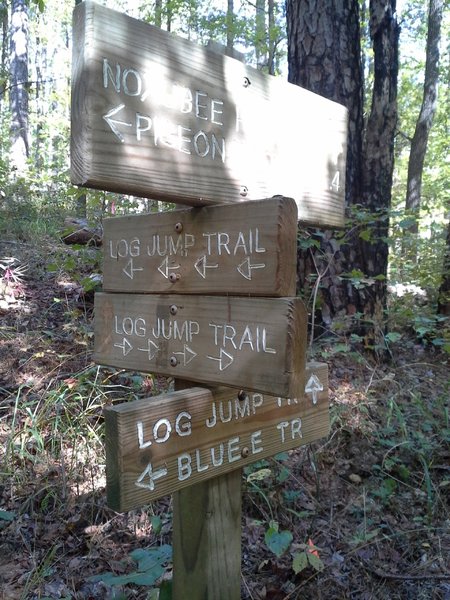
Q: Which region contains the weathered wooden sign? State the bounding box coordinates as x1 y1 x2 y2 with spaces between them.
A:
94 293 307 398
102 197 297 296
71 1 348 226
105 362 328 511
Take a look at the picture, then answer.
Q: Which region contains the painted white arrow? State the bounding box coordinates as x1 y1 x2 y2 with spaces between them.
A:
305 373 324 405
158 256 180 279
103 104 132 143
135 462 168 491
114 337 133 356
137 339 160 361
173 344 197 366
207 348 234 371
123 258 143 280
194 255 219 279
237 257 266 280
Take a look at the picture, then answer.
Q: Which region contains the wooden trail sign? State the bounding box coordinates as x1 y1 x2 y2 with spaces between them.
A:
105 363 328 512
94 293 307 399
103 197 297 296
71 1 348 226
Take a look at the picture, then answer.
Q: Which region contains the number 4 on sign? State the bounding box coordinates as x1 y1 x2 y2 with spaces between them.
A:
330 171 340 192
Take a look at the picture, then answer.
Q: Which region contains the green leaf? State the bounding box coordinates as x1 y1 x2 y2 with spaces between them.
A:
385 332 402 343
359 229 372 241
0 510 15 521
247 468 272 482
159 580 173 600
265 523 293 558
307 552 324 572
151 515 163 535
292 552 308 573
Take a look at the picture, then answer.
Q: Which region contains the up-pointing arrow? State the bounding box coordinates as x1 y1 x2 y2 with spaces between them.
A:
103 104 132 143
207 348 234 371
158 256 180 279
237 257 266 280
305 374 324 405
135 462 168 491
114 337 133 356
194 255 219 279
123 258 143 280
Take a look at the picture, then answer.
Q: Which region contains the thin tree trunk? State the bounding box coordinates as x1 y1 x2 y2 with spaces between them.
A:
9 0 29 173
155 0 162 28
357 0 399 343
437 218 450 316
255 0 266 70
226 0 234 50
268 0 275 75
405 0 443 244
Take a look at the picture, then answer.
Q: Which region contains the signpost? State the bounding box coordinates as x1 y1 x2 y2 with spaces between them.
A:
71 1 348 227
105 362 328 512
71 2 346 597
102 197 297 296
94 293 307 398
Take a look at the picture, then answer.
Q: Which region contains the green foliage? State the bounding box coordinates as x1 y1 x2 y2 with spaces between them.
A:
264 520 293 557
90 544 172 588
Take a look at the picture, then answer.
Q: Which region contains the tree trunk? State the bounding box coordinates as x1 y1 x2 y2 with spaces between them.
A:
226 0 234 50
286 0 398 348
404 0 443 246
255 0 266 70
155 0 162 28
268 0 275 75
9 0 29 173
357 0 399 343
437 218 450 316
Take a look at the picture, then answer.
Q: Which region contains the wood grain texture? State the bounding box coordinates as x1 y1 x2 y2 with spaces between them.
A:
71 1 348 227
94 292 307 398
172 470 241 600
104 364 328 511
102 197 297 296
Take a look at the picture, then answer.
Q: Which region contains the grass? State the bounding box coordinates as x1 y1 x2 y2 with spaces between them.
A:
0 216 449 599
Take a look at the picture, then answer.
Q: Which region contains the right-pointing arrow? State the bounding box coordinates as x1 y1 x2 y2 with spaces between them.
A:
114 337 133 356
207 348 234 371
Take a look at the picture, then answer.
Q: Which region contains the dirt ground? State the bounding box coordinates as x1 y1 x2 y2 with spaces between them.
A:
0 237 449 599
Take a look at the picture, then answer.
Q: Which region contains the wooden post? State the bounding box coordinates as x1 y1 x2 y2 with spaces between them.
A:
173 471 242 599
172 379 241 599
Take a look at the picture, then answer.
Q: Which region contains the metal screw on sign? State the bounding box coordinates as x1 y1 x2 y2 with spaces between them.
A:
240 186 248 197
170 304 178 315
170 356 178 367
237 390 247 401
241 447 250 458
174 222 183 233
169 272 180 283
243 77 251 87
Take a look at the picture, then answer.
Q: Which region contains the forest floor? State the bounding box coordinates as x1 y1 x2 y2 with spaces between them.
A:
0 234 449 600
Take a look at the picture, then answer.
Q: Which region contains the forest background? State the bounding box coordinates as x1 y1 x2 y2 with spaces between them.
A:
0 0 449 599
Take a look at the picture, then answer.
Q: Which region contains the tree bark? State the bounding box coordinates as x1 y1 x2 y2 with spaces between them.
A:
255 0 266 70
437 218 450 316
9 0 29 173
286 0 399 347
405 0 443 243
226 0 234 50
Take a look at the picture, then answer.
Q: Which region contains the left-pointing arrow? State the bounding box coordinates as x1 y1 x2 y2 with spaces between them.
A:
123 258 143 280
135 462 168 491
114 337 133 356
103 104 132 143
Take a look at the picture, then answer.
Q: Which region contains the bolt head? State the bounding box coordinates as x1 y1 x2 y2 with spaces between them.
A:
170 356 178 367
170 304 178 315
174 222 183 233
